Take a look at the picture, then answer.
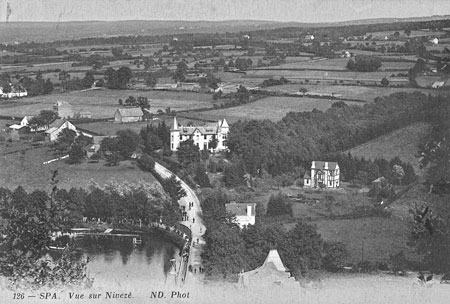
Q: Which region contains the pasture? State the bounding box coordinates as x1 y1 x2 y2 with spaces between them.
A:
263 84 434 102
192 96 363 123
347 123 431 174
0 89 214 119
0 141 157 191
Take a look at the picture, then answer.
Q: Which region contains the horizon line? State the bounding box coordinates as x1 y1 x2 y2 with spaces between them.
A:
2 15 450 25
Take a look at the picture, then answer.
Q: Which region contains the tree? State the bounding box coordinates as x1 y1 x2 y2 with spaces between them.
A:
58 70 71 91
280 221 324 277
392 165 405 185
209 137 218 152
55 128 77 155
161 175 186 203
137 153 155 171
43 78 54 94
223 160 246 187
195 163 211 188
177 139 200 167
67 143 85 164
145 73 157 87
116 129 140 159
236 85 250 103
347 55 382 72
0 185 91 289
266 192 292 216
117 66 132 89
82 71 95 88
381 77 389 86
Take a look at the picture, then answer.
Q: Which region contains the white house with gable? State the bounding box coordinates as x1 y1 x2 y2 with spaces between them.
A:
304 161 340 189
225 202 256 229
45 119 78 141
170 116 229 152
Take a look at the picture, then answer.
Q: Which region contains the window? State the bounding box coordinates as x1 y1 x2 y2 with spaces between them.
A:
171 143 173 149
204 135 207 140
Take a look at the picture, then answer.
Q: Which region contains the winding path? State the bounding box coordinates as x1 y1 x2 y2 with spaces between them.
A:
154 162 206 284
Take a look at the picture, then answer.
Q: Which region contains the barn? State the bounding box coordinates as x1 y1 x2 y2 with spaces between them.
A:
114 108 144 123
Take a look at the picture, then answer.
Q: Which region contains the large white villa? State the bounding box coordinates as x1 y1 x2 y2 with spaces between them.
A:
304 161 340 189
170 116 229 152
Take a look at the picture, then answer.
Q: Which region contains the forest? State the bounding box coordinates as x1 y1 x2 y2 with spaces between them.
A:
227 92 432 177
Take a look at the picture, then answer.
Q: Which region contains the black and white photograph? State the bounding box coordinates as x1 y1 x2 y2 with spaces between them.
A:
0 0 449 303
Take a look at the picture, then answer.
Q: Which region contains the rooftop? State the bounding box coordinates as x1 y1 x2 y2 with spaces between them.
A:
116 107 144 117
225 202 256 216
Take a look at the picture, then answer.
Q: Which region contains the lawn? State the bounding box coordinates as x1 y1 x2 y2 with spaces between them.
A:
346 123 431 175
190 96 364 122
0 89 214 119
314 217 413 264
0 141 157 191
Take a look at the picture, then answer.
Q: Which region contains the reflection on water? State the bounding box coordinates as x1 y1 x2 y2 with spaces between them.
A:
74 232 179 289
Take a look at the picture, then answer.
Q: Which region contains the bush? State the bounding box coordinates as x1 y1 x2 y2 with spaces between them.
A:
137 153 155 171
266 192 292 216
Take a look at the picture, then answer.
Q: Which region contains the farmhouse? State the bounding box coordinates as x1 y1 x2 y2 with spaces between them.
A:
225 202 256 229
53 101 74 119
45 119 78 141
0 85 27 99
238 249 297 288
432 81 445 89
114 108 144 123
304 161 340 189
170 116 229 152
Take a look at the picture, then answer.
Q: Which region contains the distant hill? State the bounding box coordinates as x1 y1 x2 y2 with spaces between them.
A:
0 15 449 43
346 123 431 176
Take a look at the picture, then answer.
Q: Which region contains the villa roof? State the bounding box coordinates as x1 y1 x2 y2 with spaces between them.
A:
225 202 256 216
312 161 338 170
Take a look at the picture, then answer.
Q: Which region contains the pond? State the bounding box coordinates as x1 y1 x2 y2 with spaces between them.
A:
74 232 180 290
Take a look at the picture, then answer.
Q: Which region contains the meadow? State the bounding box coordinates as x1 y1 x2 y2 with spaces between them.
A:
262 84 435 102
347 123 431 174
0 89 214 119
0 141 157 191
187 96 363 123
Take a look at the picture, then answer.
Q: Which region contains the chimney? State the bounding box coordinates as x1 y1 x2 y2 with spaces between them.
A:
311 161 315 169
324 162 328 170
247 205 252 216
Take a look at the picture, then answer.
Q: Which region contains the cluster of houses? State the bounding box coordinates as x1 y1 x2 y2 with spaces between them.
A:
6 101 95 142
153 82 203 92
0 85 27 99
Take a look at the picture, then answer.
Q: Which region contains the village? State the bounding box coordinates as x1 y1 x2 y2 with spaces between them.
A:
0 8 450 304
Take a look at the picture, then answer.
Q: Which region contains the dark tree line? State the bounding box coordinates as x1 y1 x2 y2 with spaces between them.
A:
418 95 450 194
328 153 416 186
140 121 171 154
227 92 429 176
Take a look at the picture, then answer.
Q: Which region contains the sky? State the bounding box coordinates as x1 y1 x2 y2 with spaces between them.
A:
0 0 449 23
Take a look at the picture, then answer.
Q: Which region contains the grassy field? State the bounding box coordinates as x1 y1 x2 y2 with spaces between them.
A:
0 89 214 119
245 69 407 83
0 141 157 191
347 123 431 175
315 217 412 264
263 84 434 102
189 96 364 122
